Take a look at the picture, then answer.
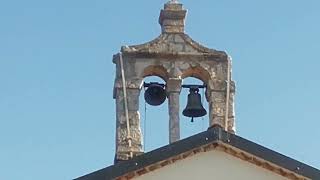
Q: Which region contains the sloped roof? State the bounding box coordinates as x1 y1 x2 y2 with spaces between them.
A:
120 33 228 60
121 33 225 55
75 126 320 180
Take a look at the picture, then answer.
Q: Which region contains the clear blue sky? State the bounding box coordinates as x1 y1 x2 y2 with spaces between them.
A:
1 0 319 179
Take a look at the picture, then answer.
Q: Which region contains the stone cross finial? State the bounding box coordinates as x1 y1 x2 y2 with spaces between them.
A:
160 1 186 33
169 0 179 3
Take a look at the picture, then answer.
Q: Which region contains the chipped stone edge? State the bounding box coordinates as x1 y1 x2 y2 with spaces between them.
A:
121 33 228 58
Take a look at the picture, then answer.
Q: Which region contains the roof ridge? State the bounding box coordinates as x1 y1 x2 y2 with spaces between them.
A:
75 127 320 180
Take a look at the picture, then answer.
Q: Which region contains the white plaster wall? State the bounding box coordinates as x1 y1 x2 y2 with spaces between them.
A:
134 150 290 180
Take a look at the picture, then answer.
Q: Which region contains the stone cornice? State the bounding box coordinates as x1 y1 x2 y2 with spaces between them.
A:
121 34 227 59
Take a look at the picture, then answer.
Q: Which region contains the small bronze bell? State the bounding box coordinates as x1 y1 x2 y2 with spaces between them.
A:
182 87 207 122
144 82 166 106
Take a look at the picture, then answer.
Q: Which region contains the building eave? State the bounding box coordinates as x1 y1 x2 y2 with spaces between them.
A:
74 126 320 180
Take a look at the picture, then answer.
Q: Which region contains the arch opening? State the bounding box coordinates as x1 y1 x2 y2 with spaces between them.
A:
139 76 169 152
142 65 169 82
181 66 211 85
180 77 209 139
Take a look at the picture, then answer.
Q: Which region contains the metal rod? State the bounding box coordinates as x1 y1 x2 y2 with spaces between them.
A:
143 86 147 152
119 53 133 158
143 82 165 88
181 84 206 89
144 82 206 89
225 56 231 132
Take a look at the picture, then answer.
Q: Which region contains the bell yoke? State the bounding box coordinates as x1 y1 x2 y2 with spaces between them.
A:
143 82 207 122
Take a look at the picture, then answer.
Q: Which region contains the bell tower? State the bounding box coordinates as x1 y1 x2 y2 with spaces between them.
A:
113 1 236 162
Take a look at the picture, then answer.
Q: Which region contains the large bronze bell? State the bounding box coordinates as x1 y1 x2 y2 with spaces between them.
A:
144 82 166 106
182 87 207 122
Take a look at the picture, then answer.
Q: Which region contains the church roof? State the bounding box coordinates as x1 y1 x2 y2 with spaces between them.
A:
74 126 320 180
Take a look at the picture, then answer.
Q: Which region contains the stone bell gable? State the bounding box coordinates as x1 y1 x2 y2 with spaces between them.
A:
74 2 320 180
113 1 236 162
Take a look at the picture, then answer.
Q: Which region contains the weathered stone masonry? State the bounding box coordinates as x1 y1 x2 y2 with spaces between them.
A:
113 1 236 162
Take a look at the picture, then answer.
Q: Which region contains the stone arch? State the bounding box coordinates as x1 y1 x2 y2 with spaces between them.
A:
142 65 169 82
181 65 211 85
